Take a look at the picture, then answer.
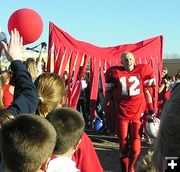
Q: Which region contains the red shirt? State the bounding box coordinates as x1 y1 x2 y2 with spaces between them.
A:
105 64 155 120
3 84 14 108
72 132 103 172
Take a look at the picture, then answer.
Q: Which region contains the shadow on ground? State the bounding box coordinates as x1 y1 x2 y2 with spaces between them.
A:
87 131 154 172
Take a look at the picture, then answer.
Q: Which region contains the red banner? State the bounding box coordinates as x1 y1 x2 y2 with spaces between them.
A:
48 22 163 116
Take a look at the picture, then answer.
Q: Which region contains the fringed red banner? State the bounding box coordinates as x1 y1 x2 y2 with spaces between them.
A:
48 21 163 116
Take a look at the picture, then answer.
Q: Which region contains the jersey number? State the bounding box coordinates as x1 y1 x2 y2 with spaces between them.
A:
119 76 140 96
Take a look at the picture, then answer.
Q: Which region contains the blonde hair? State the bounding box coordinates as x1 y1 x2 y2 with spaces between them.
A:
121 51 134 60
34 73 67 117
1 71 11 86
25 58 38 81
163 66 168 72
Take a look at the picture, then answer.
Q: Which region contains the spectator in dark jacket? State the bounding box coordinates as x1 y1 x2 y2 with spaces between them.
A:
0 28 38 124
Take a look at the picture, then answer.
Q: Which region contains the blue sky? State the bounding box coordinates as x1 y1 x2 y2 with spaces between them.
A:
0 0 180 56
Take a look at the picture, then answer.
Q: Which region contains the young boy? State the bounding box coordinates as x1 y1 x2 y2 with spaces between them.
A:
45 107 85 172
0 114 57 172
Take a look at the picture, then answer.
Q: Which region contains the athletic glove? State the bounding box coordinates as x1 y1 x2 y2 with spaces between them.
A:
147 109 156 122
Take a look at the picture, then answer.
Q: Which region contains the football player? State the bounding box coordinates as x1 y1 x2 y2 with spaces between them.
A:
103 51 156 172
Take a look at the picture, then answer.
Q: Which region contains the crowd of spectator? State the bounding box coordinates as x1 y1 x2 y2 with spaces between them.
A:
0 29 180 171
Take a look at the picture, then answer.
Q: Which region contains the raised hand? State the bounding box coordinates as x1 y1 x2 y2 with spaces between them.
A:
1 28 23 62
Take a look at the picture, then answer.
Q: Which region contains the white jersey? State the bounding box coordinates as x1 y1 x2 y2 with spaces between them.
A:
46 156 80 172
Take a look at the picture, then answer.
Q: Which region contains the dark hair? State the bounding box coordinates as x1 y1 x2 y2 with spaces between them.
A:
0 114 56 172
0 109 14 128
175 72 180 79
46 107 85 155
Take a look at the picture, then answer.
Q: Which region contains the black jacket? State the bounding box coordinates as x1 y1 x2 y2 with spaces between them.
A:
7 60 38 115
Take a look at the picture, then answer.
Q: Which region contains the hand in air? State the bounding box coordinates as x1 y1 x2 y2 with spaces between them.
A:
1 28 23 62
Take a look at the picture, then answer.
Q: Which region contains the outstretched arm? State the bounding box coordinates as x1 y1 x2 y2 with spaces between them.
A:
8 60 38 115
2 29 38 115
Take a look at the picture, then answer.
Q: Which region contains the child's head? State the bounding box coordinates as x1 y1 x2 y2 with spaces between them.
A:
1 70 11 86
34 72 67 117
175 72 180 80
162 66 168 78
25 58 38 81
0 114 57 172
46 107 85 156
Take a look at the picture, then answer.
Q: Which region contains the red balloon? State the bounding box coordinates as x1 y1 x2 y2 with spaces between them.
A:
8 8 43 45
